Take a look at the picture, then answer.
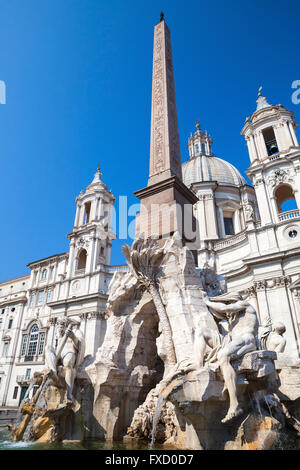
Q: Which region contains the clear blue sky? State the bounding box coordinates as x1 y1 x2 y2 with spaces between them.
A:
0 0 299 281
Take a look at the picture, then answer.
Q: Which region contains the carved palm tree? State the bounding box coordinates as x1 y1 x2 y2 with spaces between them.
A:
122 236 177 367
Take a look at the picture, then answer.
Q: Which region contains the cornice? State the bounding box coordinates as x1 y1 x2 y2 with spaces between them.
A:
48 292 108 307
27 253 68 269
134 175 199 205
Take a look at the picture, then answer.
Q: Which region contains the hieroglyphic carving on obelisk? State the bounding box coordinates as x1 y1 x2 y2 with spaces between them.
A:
148 19 182 186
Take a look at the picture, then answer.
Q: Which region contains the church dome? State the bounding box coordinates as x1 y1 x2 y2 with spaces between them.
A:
183 123 246 188
182 154 246 188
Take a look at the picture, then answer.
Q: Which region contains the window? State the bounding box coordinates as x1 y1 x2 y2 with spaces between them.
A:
29 293 35 307
0 320 2 329
38 332 45 355
224 217 235 236
201 143 206 155
195 144 200 155
27 325 39 358
275 184 298 213
289 230 298 239
1 309 4 314
13 386 18 399
2 342 9 357
33 271 38 283
84 202 91 224
77 249 87 272
262 127 278 156
20 335 28 356
8 319 13 329
46 290 52 304
41 269 47 281
50 267 54 280
25 368 31 379
37 290 44 306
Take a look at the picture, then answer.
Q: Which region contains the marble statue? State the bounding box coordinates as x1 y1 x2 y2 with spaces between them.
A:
199 262 224 297
45 318 85 405
194 291 259 423
244 202 254 222
267 323 287 353
258 321 287 353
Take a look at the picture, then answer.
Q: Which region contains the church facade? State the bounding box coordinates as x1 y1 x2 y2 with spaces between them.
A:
182 93 300 359
1 19 300 409
0 168 122 407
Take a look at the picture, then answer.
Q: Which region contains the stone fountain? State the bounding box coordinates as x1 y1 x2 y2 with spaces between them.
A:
9 16 300 450
9 233 300 449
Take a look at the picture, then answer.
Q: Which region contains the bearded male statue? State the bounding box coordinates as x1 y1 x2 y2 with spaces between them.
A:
45 318 85 405
193 291 259 423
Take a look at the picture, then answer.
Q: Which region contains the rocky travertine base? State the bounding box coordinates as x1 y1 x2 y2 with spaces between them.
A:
124 351 300 450
87 235 221 441
9 376 94 443
125 384 185 448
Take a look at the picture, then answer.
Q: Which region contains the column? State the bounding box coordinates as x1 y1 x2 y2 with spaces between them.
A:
90 199 97 222
258 131 268 160
74 204 81 227
254 282 270 325
197 197 207 240
66 240 76 278
250 134 259 161
217 206 225 238
105 242 112 266
273 125 284 152
79 204 85 226
269 195 279 223
288 121 299 147
233 209 242 233
254 179 273 226
282 120 293 148
205 196 218 239
84 312 104 356
291 289 300 325
87 231 96 274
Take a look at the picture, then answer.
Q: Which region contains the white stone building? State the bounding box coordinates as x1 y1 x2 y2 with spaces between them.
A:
0 168 122 407
183 94 300 359
1 90 300 408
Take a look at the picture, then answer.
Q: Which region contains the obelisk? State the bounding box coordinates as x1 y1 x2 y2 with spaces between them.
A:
148 14 182 186
135 15 198 242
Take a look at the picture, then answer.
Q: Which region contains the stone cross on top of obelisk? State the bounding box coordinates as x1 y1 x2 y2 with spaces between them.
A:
148 14 182 186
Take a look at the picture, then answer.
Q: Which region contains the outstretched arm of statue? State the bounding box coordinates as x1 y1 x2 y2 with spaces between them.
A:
202 292 227 320
203 295 245 318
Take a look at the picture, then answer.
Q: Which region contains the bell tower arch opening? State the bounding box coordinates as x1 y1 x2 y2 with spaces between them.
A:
274 184 298 213
262 127 279 156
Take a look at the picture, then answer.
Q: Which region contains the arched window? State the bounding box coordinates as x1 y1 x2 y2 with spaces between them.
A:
84 202 91 225
41 269 47 281
275 184 298 213
27 324 39 359
77 249 87 272
263 127 279 156
19 323 46 361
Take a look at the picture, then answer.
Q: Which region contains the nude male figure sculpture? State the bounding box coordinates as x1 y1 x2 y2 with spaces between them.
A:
193 291 258 423
45 318 85 405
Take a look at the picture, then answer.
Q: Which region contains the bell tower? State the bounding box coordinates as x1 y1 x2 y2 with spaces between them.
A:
65 168 116 294
242 91 300 228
